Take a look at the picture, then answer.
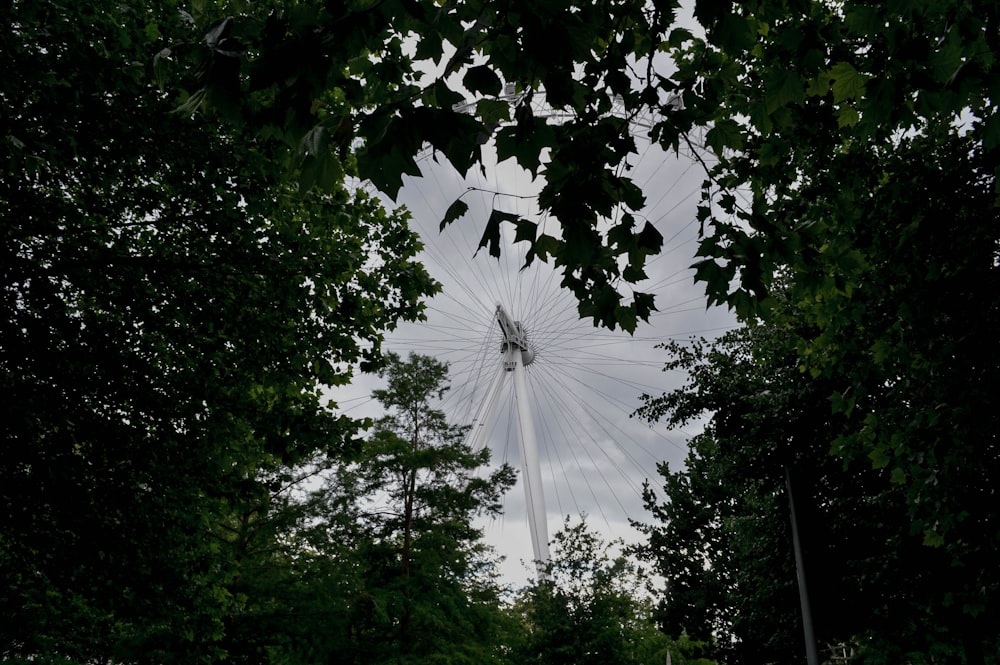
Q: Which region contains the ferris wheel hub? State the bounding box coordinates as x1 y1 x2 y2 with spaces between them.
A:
496 304 535 367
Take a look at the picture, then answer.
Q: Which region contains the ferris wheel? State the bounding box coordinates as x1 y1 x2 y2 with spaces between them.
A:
342 103 734 583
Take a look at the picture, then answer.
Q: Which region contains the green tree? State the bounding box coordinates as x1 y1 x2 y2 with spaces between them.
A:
8 0 1000 660
636 327 811 664
195 464 363 665
510 516 669 665
304 352 517 665
164 0 999 526
657 0 1000 556
637 318 999 663
2 1 435 661
637 4 999 660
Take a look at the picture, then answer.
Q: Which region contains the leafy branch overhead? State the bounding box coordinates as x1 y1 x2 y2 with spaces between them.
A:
168 0 998 333
167 0 682 331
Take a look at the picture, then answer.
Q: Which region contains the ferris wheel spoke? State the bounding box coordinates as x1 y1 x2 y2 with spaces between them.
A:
535 356 676 488
528 372 621 513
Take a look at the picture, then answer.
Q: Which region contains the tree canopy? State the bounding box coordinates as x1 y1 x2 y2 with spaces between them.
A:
167 0 1000 576
158 0 684 330
636 318 999 663
163 0 998 324
272 352 517 665
3 0 435 660
509 516 670 665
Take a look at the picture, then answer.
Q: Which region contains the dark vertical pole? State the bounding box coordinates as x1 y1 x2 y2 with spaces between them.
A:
785 465 820 665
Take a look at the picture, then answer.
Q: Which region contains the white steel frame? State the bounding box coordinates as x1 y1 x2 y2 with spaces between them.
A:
465 304 551 574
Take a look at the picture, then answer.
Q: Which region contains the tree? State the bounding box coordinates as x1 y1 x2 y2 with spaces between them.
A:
510 516 670 665
636 4 999 660
636 317 999 663
2 1 435 661
635 326 815 664
659 0 1000 554
303 352 517 664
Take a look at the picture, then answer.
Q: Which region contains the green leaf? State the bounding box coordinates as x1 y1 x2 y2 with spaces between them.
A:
929 31 964 84
714 13 755 51
805 72 831 97
427 80 465 109
758 138 782 166
414 107 485 177
357 148 419 199
476 98 511 125
440 198 469 230
868 444 890 469
668 27 694 48
622 263 648 282
615 304 638 334
477 209 520 259
637 221 663 254
692 258 732 303
828 389 855 416
748 100 774 133
513 218 537 244
765 70 805 113
922 528 945 548
495 118 555 177
836 105 860 128
495 126 519 164
532 234 560 262
845 5 881 37
463 65 503 97
413 28 444 63
828 61 867 103
315 152 344 191
871 338 891 365
357 113 423 198
144 21 161 44
704 119 744 155
633 291 656 321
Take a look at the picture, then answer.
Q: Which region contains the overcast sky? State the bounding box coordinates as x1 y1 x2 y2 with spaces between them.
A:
332 120 737 588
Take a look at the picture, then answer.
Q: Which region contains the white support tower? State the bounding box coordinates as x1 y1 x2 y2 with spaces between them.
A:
466 304 550 575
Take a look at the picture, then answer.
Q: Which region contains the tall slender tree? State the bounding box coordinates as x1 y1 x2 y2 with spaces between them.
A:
305 353 516 664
